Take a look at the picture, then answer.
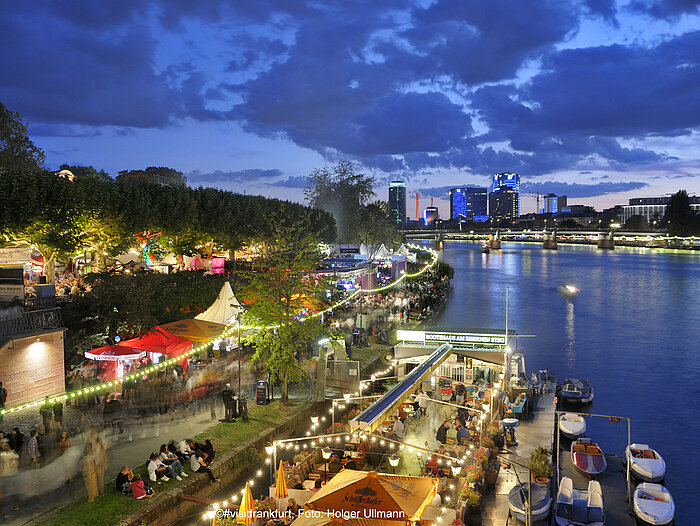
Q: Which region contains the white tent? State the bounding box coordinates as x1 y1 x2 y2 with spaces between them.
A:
195 281 245 325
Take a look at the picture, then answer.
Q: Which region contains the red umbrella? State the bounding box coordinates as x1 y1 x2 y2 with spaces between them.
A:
85 345 146 361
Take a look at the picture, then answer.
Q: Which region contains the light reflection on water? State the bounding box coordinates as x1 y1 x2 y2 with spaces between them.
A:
421 239 700 522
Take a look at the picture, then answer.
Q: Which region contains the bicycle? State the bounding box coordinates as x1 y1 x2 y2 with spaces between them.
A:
238 396 249 423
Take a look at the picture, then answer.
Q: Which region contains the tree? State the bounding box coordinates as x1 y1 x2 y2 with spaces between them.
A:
242 212 328 403
623 214 648 231
145 166 187 186
0 102 45 173
662 190 699 236
357 201 402 260
304 162 375 242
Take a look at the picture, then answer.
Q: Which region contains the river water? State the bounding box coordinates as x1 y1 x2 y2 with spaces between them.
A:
421 239 699 522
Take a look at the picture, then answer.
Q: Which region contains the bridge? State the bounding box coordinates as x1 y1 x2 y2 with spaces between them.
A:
401 230 700 250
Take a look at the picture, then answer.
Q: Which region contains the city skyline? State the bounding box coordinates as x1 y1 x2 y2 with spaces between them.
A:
2 1 700 214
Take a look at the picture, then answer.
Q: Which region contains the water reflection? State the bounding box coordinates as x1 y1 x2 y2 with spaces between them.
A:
565 301 575 371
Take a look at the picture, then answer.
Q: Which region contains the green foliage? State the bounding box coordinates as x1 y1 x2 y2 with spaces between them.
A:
0 171 336 281
662 189 700 235
0 101 45 173
62 270 226 365
357 201 402 258
243 212 329 402
304 161 374 242
528 447 553 479
623 214 649 231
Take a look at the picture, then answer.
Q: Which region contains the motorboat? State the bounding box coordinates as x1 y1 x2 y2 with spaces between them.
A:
508 481 552 523
559 412 587 439
555 477 605 526
480 242 490 253
633 483 675 526
557 284 580 298
626 444 666 482
559 378 594 404
571 438 607 476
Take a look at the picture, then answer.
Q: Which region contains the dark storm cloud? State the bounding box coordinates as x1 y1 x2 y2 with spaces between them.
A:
186 168 283 185
416 186 459 199
3 0 699 181
520 181 649 198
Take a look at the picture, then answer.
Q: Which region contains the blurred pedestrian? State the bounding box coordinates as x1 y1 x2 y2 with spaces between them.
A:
81 443 98 503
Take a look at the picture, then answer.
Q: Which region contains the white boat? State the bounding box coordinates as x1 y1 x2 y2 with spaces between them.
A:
508 482 552 523
559 413 587 439
626 444 666 483
633 483 674 526
555 477 604 526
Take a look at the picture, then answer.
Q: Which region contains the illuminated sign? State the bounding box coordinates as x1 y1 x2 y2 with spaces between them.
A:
396 329 506 345
425 333 505 344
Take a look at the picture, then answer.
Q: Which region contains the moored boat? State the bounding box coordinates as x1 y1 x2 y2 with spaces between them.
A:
559 378 594 404
633 483 674 526
626 444 666 483
571 438 607 476
559 412 587 439
508 481 552 523
555 477 605 526
480 242 490 253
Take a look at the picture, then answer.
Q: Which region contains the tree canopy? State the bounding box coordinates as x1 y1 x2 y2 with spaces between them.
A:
0 102 45 173
304 162 375 242
242 212 329 403
662 190 699 236
0 171 336 282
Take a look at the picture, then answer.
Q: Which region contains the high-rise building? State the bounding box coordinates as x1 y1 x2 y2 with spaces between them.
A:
491 172 520 217
389 181 407 225
424 206 439 226
489 188 519 223
542 193 567 214
449 187 488 221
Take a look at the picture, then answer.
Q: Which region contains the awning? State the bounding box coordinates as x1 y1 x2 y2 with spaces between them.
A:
394 343 506 366
195 281 244 325
84 345 146 361
304 469 437 521
157 319 225 342
119 330 192 358
350 343 453 433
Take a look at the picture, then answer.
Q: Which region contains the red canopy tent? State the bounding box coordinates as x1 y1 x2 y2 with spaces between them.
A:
119 330 193 371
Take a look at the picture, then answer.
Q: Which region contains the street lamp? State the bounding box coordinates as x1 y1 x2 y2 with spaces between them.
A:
311 416 319 426
322 447 332 484
265 444 275 483
389 454 399 474
451 465 462 508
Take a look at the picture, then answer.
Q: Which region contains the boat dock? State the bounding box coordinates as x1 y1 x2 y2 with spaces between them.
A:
481 384 636 525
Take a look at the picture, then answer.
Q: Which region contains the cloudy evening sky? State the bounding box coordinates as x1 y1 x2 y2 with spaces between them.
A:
2 0 700 214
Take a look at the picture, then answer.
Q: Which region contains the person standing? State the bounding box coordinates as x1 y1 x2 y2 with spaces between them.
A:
0 442 19 476
221 383 235 421
53 398 64 426
94 437 108 495
81 443 98 503
40 397 53 430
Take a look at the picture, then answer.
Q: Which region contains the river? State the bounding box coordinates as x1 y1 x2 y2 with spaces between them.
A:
421 239 699 522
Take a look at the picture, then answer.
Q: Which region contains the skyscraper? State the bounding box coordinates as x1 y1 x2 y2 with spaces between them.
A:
449 187 488 221
489 188 519 223
491 172 520 217
389 181 407 225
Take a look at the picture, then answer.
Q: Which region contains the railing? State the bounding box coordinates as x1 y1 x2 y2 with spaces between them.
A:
0 308 64 339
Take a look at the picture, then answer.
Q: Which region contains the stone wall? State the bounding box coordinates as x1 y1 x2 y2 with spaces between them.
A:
0 329 66 405
116 402 323 526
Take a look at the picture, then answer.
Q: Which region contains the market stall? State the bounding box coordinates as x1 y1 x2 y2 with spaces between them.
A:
83 344 146 381
304 469 438 522
119 330 192 371
158 318 225 342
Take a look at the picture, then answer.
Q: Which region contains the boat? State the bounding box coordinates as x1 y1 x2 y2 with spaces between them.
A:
571 438 607 476
633 483 675 526
559 412 587 439
557 284 580 298
508 481 552 523
555 477 605 526
559 378 594 404
626 444 666 482
480 242 490 253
